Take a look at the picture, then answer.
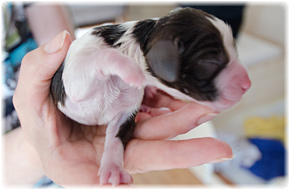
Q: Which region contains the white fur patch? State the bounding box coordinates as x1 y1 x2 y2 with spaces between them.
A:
206 16 238 64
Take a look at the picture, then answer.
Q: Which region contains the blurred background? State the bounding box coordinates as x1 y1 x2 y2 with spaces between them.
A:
2 1 287 188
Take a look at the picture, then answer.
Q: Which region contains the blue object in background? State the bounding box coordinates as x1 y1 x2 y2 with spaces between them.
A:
246 138 285 181
33 176 62 188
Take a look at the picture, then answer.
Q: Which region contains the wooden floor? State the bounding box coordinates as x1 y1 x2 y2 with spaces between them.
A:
132 169 203 186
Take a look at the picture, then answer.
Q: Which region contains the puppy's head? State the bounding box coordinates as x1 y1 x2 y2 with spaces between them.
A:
144 8 251 111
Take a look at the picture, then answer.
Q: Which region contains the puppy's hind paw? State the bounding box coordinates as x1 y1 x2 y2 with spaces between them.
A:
99 167 133 186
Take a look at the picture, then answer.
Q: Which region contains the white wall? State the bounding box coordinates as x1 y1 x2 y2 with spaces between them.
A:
212 4 285 134
241 4 285 46
126 4 176 21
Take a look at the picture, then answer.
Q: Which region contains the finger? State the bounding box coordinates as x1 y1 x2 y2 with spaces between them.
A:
124 137 233 174
135 113 151 122
134 102 216 140
14 31 72 110
146 107 172 116
135 107 172 122
143 90 187 111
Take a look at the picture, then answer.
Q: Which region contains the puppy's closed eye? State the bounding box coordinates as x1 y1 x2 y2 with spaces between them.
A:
194 60 221 80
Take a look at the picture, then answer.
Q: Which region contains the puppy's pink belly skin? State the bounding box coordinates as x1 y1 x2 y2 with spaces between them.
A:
59 97 138 125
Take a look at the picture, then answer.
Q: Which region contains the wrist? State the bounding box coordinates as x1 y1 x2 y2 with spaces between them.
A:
4 127 44 186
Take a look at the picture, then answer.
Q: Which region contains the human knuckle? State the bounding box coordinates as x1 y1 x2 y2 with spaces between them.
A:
21 52 32 66
12 91 22 110
204 137 216 142
21 51 39 73
172 126 184 136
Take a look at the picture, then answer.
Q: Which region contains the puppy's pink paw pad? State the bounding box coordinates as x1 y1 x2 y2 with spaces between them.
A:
124 71 145 88
144 86 158 99
99 168 133 185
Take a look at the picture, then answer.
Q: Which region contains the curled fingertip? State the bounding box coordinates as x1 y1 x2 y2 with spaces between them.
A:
197 113 218 125
208 154 235 164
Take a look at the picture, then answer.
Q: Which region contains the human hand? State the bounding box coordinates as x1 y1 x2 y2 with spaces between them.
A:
127 89 233 173
13 30 233 187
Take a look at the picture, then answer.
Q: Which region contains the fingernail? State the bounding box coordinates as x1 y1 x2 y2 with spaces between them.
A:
208 155 235 164
197 113 217 125
44 30 69 54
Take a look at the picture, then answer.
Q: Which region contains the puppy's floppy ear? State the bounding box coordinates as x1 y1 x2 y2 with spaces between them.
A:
146 40 179 82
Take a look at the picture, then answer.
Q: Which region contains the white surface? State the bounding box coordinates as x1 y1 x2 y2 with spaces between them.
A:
68 5 125 26
236 32 283 66
75 27 90 39
242 5 285 46
173 121 216 140
217 166 267 185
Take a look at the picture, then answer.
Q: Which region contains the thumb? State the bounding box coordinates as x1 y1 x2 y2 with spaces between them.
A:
15 30 72 105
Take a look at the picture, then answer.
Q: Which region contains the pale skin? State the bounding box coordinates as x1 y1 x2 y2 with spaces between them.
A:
25 3 76 44
6 30 233 187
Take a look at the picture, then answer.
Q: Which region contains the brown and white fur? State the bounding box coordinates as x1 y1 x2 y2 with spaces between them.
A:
50 8 251 185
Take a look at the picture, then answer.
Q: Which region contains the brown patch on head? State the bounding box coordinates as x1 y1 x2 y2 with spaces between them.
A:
144 8 229 101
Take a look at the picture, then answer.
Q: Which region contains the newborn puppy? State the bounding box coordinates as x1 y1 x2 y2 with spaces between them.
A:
50 7 251 185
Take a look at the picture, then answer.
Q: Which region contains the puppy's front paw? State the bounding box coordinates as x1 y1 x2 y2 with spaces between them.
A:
99 166 133 186
97 48 146 88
